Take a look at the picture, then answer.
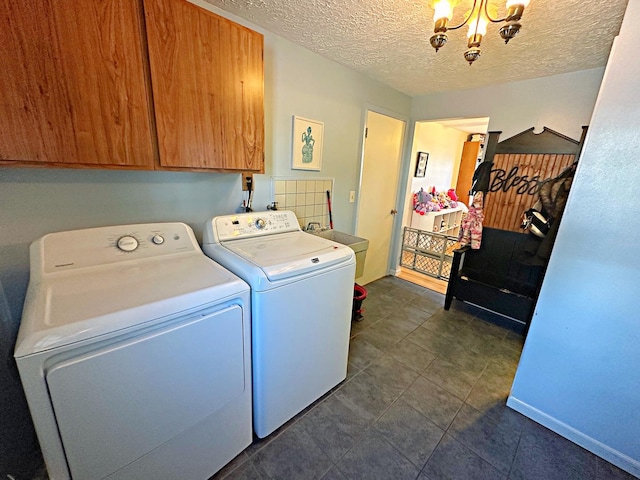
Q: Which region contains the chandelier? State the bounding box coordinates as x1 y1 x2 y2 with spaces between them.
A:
429 0 530 64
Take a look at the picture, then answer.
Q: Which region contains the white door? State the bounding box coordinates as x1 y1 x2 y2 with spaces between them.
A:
356 110 406 285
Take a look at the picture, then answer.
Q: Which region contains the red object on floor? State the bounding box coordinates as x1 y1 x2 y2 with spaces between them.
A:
352 284 367 322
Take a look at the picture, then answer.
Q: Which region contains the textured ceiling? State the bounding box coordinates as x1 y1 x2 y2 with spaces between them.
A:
203 0 628 96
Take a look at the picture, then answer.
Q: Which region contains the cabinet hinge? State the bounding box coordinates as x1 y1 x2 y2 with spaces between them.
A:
365 127 368 139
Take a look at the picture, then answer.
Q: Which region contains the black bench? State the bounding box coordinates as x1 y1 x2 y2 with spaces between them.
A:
444 227 545 325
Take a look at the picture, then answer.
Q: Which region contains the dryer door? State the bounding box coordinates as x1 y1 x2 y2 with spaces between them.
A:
46 305 246 480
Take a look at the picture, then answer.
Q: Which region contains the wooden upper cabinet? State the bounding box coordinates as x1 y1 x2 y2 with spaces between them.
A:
0 0 155 168
144 0 264 171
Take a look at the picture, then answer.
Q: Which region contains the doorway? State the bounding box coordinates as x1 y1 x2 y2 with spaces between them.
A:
397 117 489 293
355 110 406 286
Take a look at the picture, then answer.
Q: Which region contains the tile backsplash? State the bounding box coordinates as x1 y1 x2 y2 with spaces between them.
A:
272 178 334 229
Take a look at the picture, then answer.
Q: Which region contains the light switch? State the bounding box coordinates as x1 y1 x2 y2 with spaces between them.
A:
349 191 355 203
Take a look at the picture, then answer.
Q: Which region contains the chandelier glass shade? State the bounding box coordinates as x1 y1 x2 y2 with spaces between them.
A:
430 0 530 64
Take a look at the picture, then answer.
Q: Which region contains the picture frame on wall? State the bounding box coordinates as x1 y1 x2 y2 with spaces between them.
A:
292 116 324 171
415 152 429 177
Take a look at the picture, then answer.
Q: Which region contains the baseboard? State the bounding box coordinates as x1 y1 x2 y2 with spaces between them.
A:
507 395 640 478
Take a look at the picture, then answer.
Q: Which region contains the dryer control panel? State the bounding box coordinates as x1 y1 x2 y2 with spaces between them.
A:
33 223 200 276
209 211 301 242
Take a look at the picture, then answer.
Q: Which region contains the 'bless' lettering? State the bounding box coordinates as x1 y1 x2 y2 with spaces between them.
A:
489 166 542 195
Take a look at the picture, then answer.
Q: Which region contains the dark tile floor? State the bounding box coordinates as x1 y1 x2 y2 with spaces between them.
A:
213 276 637 480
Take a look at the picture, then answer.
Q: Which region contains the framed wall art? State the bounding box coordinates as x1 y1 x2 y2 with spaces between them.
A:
415 151 429 177
292 116 324 171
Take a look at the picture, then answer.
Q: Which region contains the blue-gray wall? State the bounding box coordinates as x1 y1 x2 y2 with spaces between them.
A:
1 0 622 476
0 168 244 477
411 67 605 142
0 2 411 475
508 0 640 476
389 68 604 277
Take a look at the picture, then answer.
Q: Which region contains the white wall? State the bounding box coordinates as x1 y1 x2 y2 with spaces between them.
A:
508 0 640 476
0 4 411 476
412 122 467 194
411 68 605 142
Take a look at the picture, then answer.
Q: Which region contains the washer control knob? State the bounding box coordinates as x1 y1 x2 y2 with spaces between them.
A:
151 234 165 245
117 235 139 252
255 218 266 229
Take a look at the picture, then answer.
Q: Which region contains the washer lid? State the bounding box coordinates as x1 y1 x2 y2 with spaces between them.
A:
14 253 248 357
222 231 354 281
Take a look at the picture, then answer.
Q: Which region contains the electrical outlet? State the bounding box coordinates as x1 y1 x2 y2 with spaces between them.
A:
349 191 356 203
241 172 254 191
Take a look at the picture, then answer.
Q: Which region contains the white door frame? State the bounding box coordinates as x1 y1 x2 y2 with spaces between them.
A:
395 116 490 276
354 105 412 278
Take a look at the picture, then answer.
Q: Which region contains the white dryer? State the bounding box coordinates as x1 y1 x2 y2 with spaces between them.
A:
202 211 356 438
14 223 252 480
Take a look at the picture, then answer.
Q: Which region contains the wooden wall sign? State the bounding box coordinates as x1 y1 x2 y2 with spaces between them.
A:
481 127 586 232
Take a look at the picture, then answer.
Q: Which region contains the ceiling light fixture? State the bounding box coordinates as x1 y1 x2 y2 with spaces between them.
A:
430 0 530 65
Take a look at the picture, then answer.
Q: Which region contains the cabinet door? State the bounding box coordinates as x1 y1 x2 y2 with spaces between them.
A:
144 0 264 171
455 141 481 207
0 0 155 168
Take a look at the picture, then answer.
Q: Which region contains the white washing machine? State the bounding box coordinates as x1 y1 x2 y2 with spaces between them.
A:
14 223 252 480
202 210 356 438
